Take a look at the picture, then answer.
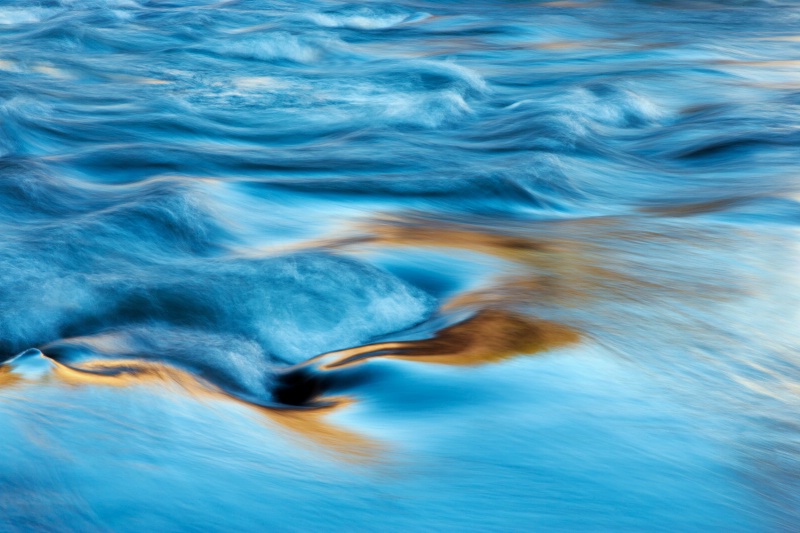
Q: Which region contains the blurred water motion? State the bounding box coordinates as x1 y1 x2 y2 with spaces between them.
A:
1 0 800 530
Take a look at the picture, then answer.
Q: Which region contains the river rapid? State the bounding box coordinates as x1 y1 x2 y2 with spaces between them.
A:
1 0 800 531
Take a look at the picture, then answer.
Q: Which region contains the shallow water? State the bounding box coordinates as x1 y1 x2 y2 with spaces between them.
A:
1 0 800 530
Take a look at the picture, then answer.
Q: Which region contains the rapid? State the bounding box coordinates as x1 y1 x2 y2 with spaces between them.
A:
1 0 800 530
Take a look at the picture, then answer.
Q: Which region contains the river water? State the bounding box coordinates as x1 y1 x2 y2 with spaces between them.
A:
1 0 800 531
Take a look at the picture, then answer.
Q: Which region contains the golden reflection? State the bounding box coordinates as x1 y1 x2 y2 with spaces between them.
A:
0 355 379 462
309 211 743 368
0 364 22 389
52 358 215 394
343 214 555 260
323 213 707 306
250 399 382 462
320 308 578 368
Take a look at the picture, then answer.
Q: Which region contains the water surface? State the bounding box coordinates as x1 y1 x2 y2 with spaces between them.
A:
1 0 800 531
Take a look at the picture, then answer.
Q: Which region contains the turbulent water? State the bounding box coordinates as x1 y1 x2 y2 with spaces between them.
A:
1 0 800 530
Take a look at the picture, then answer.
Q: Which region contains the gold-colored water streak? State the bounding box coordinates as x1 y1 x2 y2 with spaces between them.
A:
0 355 380 462
319 308 578 368
322 213 714 307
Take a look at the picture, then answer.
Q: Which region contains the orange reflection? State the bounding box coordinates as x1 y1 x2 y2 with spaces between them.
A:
319 214 672 305
0 364 22 389
320 308 579 368
250 399 381 462
345 214 553 260
52 358 215 394
323 213 737 305
0 355 379 462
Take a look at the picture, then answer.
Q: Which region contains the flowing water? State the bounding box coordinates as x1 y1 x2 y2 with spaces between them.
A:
1 0 800 530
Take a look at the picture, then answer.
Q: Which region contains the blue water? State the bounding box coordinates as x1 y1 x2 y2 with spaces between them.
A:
1 0 800 530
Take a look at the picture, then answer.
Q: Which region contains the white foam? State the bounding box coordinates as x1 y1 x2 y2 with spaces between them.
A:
221 32 335 64
0 8 52 25
308 12 412 30
381 90 473 127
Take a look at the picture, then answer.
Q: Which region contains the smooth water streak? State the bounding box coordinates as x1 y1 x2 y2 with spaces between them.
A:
1 0 800 531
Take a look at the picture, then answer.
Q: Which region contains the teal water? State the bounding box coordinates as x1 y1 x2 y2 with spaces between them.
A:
1 0 800 530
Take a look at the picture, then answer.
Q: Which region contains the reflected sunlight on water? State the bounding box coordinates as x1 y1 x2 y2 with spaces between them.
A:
1 0 800 530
